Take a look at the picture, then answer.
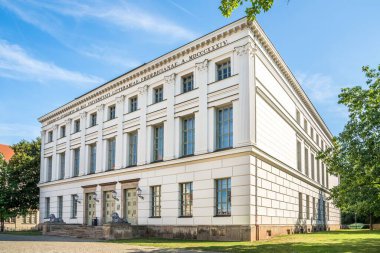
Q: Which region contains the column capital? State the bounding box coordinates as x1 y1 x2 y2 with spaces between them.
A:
96 104 104 112
164 73 176 85
138 85 149 95
234 42 257 57
195 59 209 72
116 95 125 105
53 124 59 131
65 118 72 125
80 112 87 119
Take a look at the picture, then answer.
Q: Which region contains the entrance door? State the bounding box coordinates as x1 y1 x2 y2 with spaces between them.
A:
86 193 96 225
125 188 137 225
103 191 115 223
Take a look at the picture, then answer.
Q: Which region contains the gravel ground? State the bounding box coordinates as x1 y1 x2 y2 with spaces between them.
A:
0 234 210 253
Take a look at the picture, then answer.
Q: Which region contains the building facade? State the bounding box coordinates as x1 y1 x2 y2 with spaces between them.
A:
38 18 340 241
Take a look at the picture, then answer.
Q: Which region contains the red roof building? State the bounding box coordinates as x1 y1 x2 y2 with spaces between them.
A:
0 144 14 162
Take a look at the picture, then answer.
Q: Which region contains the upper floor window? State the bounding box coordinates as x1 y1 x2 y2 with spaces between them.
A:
71 194 78 218
215 178 231 216
216 59 231 81
153 86 163 103
129 132 138 166
108 105 116 120
129 96 138 112
47 156 52 182
298 192 303 219
311 153 315 181
182 74 193 93
45 197 50 218
304 147 309 177
153 125 164 161
182 117 194 156
47 131 53 143
316 134 320 146
74 119 80 133
216 106 233 150
304 119 308 133
297 140 302 172
310 127 314 139
151 185 161 217
60 125 66 138
180 182 193 217
306 195 310 219
107 138 116 170
89 143 96 174
296 109 301 125
90 113 97 127
73 148 80 177
59 152 65 180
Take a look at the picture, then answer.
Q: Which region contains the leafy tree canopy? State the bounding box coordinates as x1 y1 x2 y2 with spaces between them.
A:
219 0 274 20
318 65 380 228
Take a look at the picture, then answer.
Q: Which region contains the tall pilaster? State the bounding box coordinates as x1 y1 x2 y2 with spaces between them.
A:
39 130 46 183
163 73 176 161
51 124 58 181
96 104 104 173
234 41 256 147
137 85 148 165
79 112 87 176
194 59 209 155
64 119 72 178
115 95 125 169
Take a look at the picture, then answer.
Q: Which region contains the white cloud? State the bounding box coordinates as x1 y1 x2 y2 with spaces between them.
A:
0 123 40 144
0 40 103 86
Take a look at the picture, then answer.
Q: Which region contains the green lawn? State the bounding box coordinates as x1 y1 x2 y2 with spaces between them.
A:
111 229 380 253
2 230 42 236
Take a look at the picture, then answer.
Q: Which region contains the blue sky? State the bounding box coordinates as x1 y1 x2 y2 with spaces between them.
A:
0 0 379 144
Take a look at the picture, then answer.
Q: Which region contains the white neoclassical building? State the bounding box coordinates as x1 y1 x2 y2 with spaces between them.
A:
38 17 340 241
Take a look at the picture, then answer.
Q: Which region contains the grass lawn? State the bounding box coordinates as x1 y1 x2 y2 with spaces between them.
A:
111 229 380 253
2 230 42 236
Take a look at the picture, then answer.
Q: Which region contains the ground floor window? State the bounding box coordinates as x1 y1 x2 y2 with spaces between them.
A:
45 197 50 218
215 178 231 216
71 195 77 218
151 186 161 217
57 196 63 218
180 182 193 217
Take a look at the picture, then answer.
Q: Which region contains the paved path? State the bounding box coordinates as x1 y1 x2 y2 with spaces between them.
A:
0 234 212 253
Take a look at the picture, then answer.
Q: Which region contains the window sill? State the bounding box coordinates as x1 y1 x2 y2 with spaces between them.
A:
208 74 237 86
87 124 98 129
214 215 231 217
215 147 233 152
149 216 161 219
149 99 167 107
180 154 194 159
151 160 163 164
178 216 193 218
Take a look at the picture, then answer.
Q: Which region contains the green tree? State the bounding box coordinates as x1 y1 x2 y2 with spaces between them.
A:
318 65 380 230
219 0 274 20
0 138 41 232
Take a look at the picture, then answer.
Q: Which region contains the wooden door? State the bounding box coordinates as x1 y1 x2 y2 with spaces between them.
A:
125 188 137 225
86 193 96 225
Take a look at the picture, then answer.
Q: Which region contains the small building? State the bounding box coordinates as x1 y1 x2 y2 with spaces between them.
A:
0 144 40 231
38 17 340 241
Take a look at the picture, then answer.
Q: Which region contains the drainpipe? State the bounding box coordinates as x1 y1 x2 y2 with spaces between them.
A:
255 157 259 241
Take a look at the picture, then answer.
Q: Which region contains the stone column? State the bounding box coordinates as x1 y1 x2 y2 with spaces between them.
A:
64 119 72 178
234 41 256 147
163 73 176 161
79 112 87 176
51 124 58 181
39 130 46 183
137 85 148 165
96 105 104 173
194 59 209 155
115 95 125 169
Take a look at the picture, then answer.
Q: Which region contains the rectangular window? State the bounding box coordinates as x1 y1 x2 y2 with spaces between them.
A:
59 152 65 180
90 113 97 127
89 143 96 174
129 96 138 112
216 178 231 216
151 186 161 217
297 140 302 172
129 132 138 166
71 195 77 218
73 148 80 177
316 134 319 146
57 196 63 218
216 106 233 150
107 138 116 170
311 153 315 180
180 182 193 217
296 110 301 125
182 117 194 156
216 60 231 81
48 131 53 142
74 119 80 133
326 171 329 189
153 86 164 103
47 156 52 182
298 192 303 219
313 197 316 219
45 197 50 218
304 148 309 177
327 201 330 221
182 74 193 93
317 159 320 183
304 119 308 133
109 105 116 120
306 195 310 219
310 127 314 139
321 162 325 186
153 125 164 161
60 125 66 138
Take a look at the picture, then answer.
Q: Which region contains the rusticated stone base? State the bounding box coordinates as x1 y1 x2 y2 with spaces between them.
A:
42 223 340 241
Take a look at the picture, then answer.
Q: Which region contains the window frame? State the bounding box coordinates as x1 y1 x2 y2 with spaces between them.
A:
108 105 116 120
47 156 53 182
59 152 65 180
215 178 231 216
129 96 138 112
73 148 80 177
74 119 80 133
151 185 161 218
153 86 164 103
89 143 97 174
60 125 66 138
216 106 233 150
45 197 50 218
180 182 193 217
90 113 97 127
57 196 63 219
128 132 138 166
182 116 195 156
153 125 164 162
71 195 78 218
107 137 116 171
216 59 231 81
182 73 194 93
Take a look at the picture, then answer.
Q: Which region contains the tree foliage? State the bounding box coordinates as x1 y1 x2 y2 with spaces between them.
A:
318 65 380 228
0 138 40 232
219 0 274 20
